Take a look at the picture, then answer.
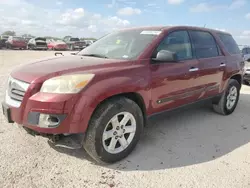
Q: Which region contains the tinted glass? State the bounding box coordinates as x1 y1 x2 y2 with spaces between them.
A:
154 30 192 60
189 31 219 58
70 38 80 41
217 33 240 54
247 48 250 54
242 48 248 55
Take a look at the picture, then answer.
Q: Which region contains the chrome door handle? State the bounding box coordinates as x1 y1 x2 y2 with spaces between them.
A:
189 67 199 72
220 63 226 67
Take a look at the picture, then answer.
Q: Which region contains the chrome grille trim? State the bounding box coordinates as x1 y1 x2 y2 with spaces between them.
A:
5 76 30 108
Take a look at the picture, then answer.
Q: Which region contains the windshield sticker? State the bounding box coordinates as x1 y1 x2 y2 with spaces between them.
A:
140 31 161 35
116 39 121 44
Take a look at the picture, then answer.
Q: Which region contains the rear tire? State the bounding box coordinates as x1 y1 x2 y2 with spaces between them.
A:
243 80 250 85
83 97 144 164
212 79 240 115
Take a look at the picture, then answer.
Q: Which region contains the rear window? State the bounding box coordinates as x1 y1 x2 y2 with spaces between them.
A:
189 30 219 59
217 33 240 55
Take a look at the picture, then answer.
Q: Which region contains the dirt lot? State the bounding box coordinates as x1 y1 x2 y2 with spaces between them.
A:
1 50 250 188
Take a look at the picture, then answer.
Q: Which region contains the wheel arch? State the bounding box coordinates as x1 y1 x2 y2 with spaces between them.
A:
90 92 147 126
230 74 242 89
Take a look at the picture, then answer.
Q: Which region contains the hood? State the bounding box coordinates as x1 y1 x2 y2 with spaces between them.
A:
11 55 131 83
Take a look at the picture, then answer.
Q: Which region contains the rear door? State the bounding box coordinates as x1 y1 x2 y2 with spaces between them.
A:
188 30 226 99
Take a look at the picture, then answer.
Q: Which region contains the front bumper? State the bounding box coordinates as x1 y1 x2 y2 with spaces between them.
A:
2 86 94 134
73 46 85 49
54 46 67 50
34 46 47 50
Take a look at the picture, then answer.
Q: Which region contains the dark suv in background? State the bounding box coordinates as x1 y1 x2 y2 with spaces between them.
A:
2 26 244 164
64 37 86 50
242 46 250 84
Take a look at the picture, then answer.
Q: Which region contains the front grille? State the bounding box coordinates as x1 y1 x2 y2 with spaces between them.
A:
9 88 25 101
6 76 30 106
36 42 46 46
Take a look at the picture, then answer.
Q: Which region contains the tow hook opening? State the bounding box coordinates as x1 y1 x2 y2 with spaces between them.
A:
22 127 62 142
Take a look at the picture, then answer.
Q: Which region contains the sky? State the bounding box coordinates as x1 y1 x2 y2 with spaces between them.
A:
0 0 250 44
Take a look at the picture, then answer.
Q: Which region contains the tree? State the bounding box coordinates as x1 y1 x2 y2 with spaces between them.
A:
2 31 16 36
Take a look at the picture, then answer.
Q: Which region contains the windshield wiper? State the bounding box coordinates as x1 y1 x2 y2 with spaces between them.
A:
81 54 108 59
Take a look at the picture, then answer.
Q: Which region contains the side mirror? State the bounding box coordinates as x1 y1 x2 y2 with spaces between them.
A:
152 50 177 62
55 52 63 56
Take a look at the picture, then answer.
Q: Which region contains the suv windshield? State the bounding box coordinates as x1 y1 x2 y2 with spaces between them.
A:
78 29 161 60
70 38 80 41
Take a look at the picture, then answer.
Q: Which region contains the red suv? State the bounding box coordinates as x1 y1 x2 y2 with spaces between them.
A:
6 36 27 50
2 26 244 163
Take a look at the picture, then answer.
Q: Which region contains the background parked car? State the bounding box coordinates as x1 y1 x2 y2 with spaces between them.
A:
242 46 250 62
27 37 48 50
64 37 86 50
5 36 26 50
23 37 33 44
84 39 96 46
47 39 68 50
0 35 9 48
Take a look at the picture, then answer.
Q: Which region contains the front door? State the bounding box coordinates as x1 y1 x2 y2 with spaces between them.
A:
150 30 202 114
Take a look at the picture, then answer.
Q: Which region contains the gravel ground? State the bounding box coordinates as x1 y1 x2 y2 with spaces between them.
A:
1 50 250 188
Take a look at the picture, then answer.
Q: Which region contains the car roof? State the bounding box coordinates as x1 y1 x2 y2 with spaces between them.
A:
119 25 231 35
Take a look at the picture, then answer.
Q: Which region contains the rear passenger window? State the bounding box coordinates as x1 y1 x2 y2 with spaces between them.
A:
153 30 193 60
217 33 240 54
189 31 219 59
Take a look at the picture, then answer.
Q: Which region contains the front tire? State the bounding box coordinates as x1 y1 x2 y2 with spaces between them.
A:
83 97 144 164
212 79 240 115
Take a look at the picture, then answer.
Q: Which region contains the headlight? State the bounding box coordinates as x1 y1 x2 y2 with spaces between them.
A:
40 74 94 94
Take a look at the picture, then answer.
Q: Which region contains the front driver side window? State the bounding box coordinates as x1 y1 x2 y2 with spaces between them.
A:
153 30 193 61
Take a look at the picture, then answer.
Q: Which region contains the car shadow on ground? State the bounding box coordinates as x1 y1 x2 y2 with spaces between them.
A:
48 93 250 171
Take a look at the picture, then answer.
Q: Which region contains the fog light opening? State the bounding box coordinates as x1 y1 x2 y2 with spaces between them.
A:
48 116 60 124
38 114 61 128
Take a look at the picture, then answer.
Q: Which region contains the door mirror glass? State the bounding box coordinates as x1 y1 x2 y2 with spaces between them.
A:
152 50 177 62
